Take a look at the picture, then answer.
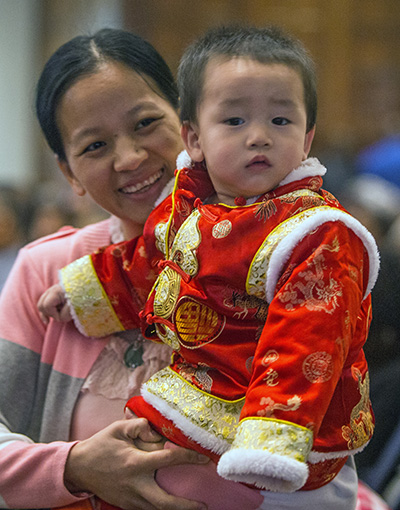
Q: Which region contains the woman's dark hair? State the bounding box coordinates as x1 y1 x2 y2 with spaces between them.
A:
36 28 179 161
178 24 317 132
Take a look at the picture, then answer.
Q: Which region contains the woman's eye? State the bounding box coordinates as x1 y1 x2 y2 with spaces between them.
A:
225 117 244 126
272 117 290 126
82 141 106 154
136 117 160 130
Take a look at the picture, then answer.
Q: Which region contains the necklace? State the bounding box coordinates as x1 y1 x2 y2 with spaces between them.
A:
123 340 144 369
109 216 145 368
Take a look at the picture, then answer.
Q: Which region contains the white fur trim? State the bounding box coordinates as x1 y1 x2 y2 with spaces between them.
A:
265 208 380 303
217 448 308 492
141 385 230 455
154 178 175 207
278 157 327 187
308 441 370 463
176 150 192 169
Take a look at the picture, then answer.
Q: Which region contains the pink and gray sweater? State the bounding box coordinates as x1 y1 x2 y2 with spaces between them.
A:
0 220 113 508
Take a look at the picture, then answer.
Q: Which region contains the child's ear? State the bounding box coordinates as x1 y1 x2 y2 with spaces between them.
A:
303 126 316 159
56 156 86 196
181 122 205 163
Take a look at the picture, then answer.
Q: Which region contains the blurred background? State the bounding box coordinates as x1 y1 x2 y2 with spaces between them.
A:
1 0 400 503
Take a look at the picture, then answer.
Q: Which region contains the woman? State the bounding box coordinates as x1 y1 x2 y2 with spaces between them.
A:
0 28 208 510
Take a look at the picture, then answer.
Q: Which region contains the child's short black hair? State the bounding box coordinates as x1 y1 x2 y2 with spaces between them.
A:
178 24 317 132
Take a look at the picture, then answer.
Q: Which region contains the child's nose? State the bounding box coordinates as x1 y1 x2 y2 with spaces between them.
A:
247 125 271 147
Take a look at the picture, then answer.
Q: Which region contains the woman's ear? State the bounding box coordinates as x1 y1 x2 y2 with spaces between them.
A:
56 156 86 196
181 122 205 163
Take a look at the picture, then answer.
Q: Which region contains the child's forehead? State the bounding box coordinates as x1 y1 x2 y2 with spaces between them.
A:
201 56 304 99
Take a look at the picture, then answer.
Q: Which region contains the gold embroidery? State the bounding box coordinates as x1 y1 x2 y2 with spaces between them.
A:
258 395 302 418
144 367 244 445
302 351 334 383
154 222 169 256
261 350 279 386
170 209 201 277
153 267 181 319
342 369 374 449
212 220 232 239
278 238 343 314
247 206 334 300
61 255 124 337
223 290 268 321
175 298 226 349
155 322 180 350
231 417 312 463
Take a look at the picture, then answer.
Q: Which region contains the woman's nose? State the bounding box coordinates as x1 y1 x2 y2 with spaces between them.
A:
113 138 148 172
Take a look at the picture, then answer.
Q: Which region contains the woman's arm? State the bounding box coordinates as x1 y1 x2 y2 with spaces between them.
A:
0 239 208 510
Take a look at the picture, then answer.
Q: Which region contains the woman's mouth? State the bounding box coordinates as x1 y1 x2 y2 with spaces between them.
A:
119 168 164 194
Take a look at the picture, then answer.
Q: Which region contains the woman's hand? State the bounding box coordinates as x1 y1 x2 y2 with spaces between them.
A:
64 418 209 510
37 283 72 323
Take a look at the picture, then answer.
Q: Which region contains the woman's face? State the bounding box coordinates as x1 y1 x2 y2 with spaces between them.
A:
56 62 183 236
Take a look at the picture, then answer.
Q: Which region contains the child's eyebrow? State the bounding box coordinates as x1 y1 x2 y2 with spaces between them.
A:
217 96 298 109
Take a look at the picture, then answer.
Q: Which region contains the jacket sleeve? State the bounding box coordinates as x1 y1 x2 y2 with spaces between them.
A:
217 220 378 492
61 234 163 338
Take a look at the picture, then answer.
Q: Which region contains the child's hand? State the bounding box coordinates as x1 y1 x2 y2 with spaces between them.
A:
37 284 72 324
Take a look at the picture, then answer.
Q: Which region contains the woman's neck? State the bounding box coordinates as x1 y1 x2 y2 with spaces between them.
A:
110 216 144 243
120 219 144 241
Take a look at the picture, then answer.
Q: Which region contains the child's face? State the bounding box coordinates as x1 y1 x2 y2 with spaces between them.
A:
182 57 315 205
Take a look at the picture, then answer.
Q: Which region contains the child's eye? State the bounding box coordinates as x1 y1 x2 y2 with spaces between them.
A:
82 141 106 154
272 117 290 126
224 117 245 126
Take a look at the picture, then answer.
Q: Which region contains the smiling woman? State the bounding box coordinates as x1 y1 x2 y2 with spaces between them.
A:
0 28 208 510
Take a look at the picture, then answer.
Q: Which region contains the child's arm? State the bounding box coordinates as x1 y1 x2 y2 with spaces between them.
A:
37 230 164 337
217 217 380 492
37 283 71 323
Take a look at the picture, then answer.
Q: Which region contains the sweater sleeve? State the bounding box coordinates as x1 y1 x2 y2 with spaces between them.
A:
217 221 376 492
0 431 90 508
61 234 162 338
0 240 95 508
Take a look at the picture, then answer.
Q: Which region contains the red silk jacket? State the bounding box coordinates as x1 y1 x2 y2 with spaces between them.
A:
61 157 380 492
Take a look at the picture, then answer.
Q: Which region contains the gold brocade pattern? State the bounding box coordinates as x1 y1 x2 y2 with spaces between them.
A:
342 369 374 449
154 221 169 256
61 255 124 337
232 418 312 463
278 237 343 314
155 322 180 350
153 267 181 319
247 206 334 299
144 367 244 445
170 209 201 277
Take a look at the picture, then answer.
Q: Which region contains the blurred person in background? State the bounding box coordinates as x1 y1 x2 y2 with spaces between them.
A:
0 185 25 292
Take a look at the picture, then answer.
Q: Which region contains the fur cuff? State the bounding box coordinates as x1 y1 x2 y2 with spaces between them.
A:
217 448 309 492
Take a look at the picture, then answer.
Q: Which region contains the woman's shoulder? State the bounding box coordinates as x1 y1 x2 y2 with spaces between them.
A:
14 218 112 282
22 218 112 257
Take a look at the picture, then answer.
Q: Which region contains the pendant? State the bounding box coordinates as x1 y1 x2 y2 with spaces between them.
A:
123 343 144 369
